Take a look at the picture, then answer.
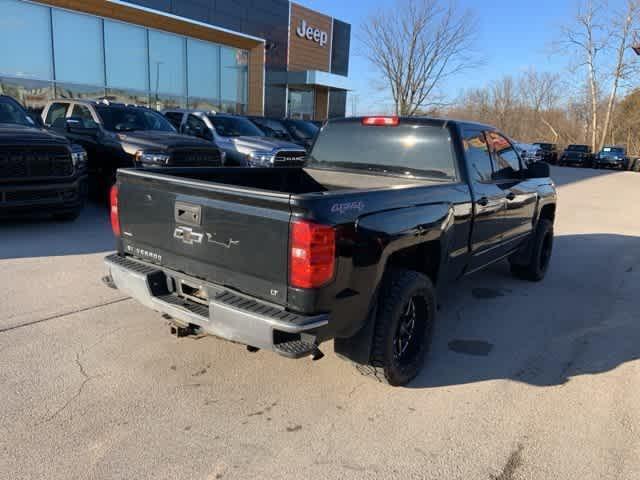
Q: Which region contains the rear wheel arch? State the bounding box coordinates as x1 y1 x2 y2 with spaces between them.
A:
539 203 556 224
384 240 442 286
334 239 443 366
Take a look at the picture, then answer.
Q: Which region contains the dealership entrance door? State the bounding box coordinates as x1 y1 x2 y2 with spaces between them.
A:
287 88 314 120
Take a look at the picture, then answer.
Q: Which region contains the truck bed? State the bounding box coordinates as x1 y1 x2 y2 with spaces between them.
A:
135 166 431 194
113 166 443 309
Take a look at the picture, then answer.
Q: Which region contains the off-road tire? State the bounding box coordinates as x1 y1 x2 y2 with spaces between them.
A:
356 269 436 386
510 218 554 281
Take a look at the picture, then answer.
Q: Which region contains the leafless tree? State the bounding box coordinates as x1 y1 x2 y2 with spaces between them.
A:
560 0 608 151
519 69 562 142
360 0 477 116
598 0 640 151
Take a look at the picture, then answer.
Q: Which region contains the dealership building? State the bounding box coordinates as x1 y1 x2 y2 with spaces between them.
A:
0 0 351 120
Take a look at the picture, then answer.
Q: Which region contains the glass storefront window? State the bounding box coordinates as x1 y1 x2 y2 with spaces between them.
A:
149 30 186 97
0 2 248 114
188 97 220 112
0 0 53 80
0 77 53 115
288 89 315 120
105 20 148 91
55 83 106 101
52 10 105 86
150 94 186 112
105 89 149 107
220 47 247 105
187 39 220 103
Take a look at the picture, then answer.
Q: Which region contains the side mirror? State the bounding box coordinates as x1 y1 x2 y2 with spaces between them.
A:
526 161 550 179
66 117 98 136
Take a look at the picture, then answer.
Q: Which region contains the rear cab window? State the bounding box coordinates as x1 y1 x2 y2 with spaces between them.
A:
308 119 458 181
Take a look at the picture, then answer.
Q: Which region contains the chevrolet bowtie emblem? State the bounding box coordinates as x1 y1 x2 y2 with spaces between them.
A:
173 226 204 245
174 226 239 248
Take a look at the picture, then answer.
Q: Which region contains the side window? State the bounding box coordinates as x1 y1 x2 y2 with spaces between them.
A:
186 114 210 139
71 104 97 128
164 112 183 130
486 131 522 180
45 102 69 127
461 128 493 183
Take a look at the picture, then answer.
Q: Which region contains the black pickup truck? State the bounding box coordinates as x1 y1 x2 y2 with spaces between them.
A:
103 116 557 386
0 95 87 220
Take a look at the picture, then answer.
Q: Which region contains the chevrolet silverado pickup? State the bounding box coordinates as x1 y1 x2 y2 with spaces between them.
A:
103 116 557 386
0 95 87 220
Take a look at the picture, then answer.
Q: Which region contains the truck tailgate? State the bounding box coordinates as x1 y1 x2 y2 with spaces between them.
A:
116 170 291 305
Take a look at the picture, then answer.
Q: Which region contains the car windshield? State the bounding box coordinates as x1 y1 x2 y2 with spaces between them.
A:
308 121 457 181
567 145 589 152
600 147 624 156
535 143 553 150
207 115 264 137
285 120 319 140
0 97 36 127
95 106 175 132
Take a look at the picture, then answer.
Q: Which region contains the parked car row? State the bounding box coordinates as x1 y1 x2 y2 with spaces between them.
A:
516 140 639 172
0 94 321 221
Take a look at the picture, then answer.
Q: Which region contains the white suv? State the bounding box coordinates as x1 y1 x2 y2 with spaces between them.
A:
163 109 307 167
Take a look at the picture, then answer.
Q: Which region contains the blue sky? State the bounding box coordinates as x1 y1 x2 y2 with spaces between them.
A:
296 0 626 114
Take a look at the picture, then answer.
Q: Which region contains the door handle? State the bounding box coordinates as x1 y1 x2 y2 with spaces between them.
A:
506 192 516 201
477 197 489 206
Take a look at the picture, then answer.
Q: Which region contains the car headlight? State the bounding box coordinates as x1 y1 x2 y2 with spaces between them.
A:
70 146 88 170
247 150 274 167
136 151 171 166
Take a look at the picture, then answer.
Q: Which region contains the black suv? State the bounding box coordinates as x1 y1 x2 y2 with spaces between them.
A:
559 144 593 167
246 117 319 151
533 142 559 164
0 95 87 220
41 99 222 197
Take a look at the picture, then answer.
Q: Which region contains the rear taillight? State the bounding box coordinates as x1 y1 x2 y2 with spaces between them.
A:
109 185 121 237
362 116 400 126
289 220 336 289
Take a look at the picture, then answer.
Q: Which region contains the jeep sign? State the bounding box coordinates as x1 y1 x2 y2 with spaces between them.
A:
296 19 328 47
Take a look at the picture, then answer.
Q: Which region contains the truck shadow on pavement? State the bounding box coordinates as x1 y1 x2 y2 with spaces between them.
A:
0 203 115 259
410 233 640 389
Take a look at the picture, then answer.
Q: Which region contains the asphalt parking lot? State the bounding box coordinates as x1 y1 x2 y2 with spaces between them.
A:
1 166 639 480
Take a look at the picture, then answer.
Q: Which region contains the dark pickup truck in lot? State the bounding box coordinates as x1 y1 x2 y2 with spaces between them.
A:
533 142 559 164
104 116 557 386
559 144 593 167
41 99 222 198
0 95 87 220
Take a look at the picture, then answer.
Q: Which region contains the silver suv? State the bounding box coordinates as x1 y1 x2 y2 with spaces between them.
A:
163 109 307 167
